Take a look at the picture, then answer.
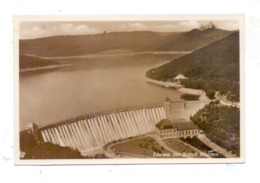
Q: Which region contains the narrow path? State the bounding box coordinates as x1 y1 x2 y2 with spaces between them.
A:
198 134 237 158
104 134 155 158
215 93 240 108
104 133 235 159
172 138 211 158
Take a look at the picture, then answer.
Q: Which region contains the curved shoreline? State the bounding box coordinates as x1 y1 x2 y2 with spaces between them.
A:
145 77 183 88
21 51 191 60
19 64 71 73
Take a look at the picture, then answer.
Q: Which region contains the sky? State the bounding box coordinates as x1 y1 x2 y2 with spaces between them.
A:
19 20 239 39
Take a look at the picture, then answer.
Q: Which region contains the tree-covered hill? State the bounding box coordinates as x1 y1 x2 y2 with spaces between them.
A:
157 28 234 51
146 32 240 101
191 100 240 156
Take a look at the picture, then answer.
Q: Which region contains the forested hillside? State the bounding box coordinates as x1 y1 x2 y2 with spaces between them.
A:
146 32 239 101
191 100 240 156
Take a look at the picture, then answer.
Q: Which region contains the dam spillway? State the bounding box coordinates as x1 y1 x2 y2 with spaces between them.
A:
25 99 210 156
39 106 167 155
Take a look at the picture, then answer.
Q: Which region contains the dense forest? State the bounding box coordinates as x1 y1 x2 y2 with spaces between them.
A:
190 100 240 156
146 32 240 101
180 94 200 100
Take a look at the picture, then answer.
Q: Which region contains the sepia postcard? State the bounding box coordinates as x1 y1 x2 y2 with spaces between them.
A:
14 15 245 164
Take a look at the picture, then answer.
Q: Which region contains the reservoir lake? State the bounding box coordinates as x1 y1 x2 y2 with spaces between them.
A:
19 53 184 130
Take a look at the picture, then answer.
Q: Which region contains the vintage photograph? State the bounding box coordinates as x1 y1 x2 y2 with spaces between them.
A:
15 15 244 164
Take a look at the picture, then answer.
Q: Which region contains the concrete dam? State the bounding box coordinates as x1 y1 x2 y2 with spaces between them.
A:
27 99 209 156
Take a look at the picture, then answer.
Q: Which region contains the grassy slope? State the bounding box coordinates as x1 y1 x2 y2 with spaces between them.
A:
19 29 233 57
20 55 59 70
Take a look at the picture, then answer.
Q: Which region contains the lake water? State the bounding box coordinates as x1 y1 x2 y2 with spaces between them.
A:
19 53 184 130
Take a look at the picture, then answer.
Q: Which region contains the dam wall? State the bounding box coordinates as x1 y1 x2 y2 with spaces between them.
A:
24 99 209 156
38 106 166 156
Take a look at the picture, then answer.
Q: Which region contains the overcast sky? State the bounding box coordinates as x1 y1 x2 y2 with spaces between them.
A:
20 20 239 39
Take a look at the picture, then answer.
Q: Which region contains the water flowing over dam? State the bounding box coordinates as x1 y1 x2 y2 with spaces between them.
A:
39 106 167 155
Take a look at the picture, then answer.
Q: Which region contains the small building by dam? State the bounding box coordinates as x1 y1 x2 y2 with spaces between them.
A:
155 118 199 140
21 98 209 157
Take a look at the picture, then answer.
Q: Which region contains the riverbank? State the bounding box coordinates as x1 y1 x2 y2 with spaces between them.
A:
145 77 183 88
20 64 71 73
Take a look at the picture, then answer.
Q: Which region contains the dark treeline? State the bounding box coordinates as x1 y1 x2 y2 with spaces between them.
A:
181 78 239 101
180 94 200 101
190 100 240 156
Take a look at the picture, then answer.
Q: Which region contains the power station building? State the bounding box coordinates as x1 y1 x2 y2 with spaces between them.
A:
155 118 199 139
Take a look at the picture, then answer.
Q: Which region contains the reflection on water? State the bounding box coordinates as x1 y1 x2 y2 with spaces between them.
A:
19 54 183 130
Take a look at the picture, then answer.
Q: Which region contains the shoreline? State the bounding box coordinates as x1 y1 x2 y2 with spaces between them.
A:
145 77 183 89
145 77 240 106
21 51 191 60
19 64 71 73
145 76 209 101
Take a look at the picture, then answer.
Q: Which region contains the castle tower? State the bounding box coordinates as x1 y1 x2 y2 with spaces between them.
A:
163 97 185 120
26 122 41 143
163 97 172 117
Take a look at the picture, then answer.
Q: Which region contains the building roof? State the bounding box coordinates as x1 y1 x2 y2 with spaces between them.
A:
156 119 175 130
173 122 198 131
174 74 186 80
156 118 198 131
172 118 187 123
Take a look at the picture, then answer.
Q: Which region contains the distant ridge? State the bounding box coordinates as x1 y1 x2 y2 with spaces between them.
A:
20 29 234 57
157 28 234 51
